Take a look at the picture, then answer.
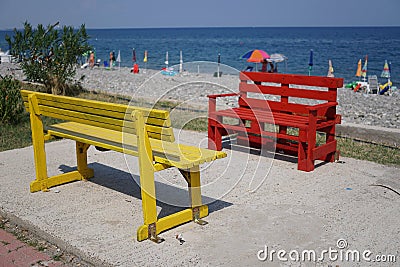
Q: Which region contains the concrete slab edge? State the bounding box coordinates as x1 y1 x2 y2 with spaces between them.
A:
336 123 400 148
0 207 113 267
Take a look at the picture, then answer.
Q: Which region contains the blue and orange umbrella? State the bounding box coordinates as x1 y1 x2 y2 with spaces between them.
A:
242 49 270 63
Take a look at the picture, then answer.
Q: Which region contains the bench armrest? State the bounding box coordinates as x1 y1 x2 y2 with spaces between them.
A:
306 102 338 111
208 93 240 114
207 93 240 99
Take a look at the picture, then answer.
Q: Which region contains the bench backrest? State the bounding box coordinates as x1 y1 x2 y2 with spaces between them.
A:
239 72 343 115
21 90 175 142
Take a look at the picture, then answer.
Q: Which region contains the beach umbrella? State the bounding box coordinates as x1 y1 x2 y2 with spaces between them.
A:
116 50 121 70
381 60 390 78
267 53 288 73
143 50 148 73
327 59 334 77
361 55 368 82
242 49 270 71
165 51 169 68
132 48 137 63
179 50 183 73
217 52 221 77
380 60 391 93
355 59 362 78
242 49 270 63
267 53 287 63
308 49 313 76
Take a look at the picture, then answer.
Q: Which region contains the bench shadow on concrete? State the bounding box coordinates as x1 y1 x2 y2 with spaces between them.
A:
221 137 329 169
58 163 232 219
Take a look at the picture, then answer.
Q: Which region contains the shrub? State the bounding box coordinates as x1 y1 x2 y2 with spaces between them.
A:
5 21 91 95
0 75 23 124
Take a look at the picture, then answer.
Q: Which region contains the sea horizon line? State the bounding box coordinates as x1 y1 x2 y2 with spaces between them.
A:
1 25 400 31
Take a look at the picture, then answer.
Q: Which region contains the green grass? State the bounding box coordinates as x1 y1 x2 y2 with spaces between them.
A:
338 137 400 167
0 115 62 152
1 89 399 168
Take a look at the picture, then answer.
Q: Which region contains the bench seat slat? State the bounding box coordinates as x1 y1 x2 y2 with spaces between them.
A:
48 122 225 170
211 122 301 142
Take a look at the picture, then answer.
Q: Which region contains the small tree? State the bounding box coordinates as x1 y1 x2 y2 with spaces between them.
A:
5 21 91 95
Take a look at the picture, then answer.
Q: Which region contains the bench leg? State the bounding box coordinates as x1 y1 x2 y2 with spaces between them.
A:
134 110 160 243
208 118 222 151
135 111 208 242
30 141 95 192
76 142 94 179
180 166 209 225
324 126 337 162
137 165 160 243
297 129 316 172
29 107 49 193
136 166 209 243
306 111 318 171
298 137 307 171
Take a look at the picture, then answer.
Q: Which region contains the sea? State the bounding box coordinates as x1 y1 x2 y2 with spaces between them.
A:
1 27 399 84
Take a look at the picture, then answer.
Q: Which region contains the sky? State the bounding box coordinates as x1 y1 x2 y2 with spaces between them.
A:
1 0 400 29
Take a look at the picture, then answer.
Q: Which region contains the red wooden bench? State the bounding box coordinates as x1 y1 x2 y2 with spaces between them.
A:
207 71 344 172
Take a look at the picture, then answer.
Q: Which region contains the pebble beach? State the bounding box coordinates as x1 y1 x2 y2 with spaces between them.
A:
2 62 400 129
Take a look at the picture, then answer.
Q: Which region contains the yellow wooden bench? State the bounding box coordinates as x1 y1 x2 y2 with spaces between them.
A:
21 90 226 243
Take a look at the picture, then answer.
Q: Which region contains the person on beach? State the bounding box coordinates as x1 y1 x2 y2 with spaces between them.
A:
261 60 268 72
268 62 275 73
131 63 139 73
109 51 115 68
89 51 95 68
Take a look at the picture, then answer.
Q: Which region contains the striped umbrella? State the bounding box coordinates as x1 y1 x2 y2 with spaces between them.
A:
380 60 391 94
381 60 390 78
